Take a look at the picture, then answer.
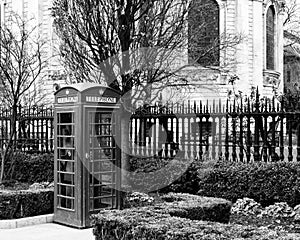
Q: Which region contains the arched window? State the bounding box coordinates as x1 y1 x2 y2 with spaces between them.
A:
266 6 275 70
188 0 219 66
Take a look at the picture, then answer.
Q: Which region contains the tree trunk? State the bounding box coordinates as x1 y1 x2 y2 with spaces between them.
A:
0 152 5 184
120 112 130 188
0 104 18 184
119 74 133 191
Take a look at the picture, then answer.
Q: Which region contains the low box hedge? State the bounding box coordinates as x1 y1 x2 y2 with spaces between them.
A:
92 193 235 239
0 189 54 219
157 193 231 223
3 153 54 183
128 157 300 208
92 204 300 239
127 155 203 194
197 161 300 207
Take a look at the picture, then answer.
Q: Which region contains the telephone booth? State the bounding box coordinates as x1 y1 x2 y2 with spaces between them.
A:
53 83 121 228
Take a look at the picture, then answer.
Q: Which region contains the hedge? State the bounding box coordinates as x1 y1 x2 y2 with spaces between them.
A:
198 161 300 207
157 193 231 223
0 189 54 219
3 153 54 183
92 193 300 240
125 155 196 193
131 158 300 208
127 155 202 193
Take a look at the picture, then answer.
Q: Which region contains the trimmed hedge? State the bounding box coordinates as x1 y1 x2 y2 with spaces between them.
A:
198 161 300 207
126 155 196 193
92 194 299 239
122 192 231 223
92 193 233 239
0 189 54 219
157 193 231 223
4 153 54 183
127 155 202 194
122 192 155 208
134 158 300 208
160 160 203 194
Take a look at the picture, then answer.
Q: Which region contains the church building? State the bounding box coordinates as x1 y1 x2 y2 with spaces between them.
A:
177 0 286 102
0 0 287 104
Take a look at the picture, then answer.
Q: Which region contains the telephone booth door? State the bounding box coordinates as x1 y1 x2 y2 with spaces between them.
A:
54 109 82 226
84 108 121 223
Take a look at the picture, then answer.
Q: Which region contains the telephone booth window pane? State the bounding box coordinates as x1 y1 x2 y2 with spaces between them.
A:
56 112 75 210
93 197 117 210
58 150 75 162
101 173 114 184
59 173 74 185
91 149 116 160
58 113 73 123
91 185 114 198
88 111 117 211
58 125 74 136
102 161 114 172
59 161 74 173
94 198 112 209
59 197 74 209
59 185 74 197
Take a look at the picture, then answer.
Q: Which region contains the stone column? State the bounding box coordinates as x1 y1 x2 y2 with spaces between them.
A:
235 0 250 95
252 0 264 91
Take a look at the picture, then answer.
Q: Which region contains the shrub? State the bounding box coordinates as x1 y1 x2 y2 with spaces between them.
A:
198 161 300 207
128 156 300 208
159 160 203 194
126 155 195 193
157 193 232 223
91 194 299 240
0 189 54 219
122 192 155 208
128 155 203 194
4 152 54 183
92 193 233 239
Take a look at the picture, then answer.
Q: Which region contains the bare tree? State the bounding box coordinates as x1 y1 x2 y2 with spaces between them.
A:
284 0 300 30
52 0 241 102
0 14 48 184
52 0 241 187
284 0 300 49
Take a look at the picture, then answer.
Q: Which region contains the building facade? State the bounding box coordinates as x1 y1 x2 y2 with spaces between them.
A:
0 0 65 104
0 0 287 104
175 0 286 102
284 31 300 94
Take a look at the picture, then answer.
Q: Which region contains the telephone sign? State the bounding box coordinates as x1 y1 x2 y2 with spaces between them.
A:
85 96 117 103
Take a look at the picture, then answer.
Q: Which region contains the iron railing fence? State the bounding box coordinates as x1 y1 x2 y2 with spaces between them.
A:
130 96 300 162
0 93 299 162
0 105 54 153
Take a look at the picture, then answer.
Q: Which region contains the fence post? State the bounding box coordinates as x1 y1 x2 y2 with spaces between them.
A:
199 101 203 160
232 99 237 162
279 98 284 161
239 97 244 162
288 115 293 162
253 88 260 162
270 97 277 161
246 99 251 162
211 100 216 160
263 98 268 162
225 100 229 161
